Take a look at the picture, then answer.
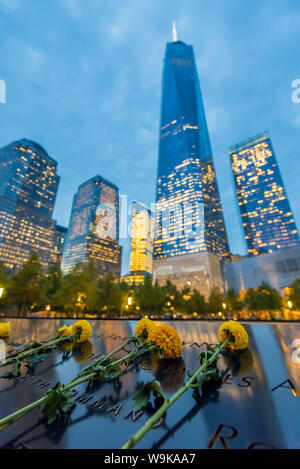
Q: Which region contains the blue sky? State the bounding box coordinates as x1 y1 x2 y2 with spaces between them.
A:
0 0 300 274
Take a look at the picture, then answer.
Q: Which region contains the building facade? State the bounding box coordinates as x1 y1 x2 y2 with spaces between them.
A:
130 202 153 276
121 202 153 287
49 224 68 269
229 132 300 256
224 246 300 293
61 175 122 277
153 27 229 295
154 251 223 300
0 138 59 271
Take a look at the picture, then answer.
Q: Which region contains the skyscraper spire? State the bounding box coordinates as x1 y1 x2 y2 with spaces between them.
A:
172 21 178 42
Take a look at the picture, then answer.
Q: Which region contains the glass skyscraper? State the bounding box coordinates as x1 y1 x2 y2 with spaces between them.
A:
121 202 153 287
61 175 122 277
130 202 153 277
154 29 229 262
49 224 68 269
229 131 300 256
0 138 59 271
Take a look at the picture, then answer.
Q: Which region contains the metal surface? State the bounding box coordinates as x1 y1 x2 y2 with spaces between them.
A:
0 319 299 449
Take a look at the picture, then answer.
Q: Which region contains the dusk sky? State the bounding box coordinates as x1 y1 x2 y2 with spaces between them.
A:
1 0 300 274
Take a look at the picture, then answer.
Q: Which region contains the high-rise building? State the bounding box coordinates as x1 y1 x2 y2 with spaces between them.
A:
49 224 68 269
229 132 300 256
61 175 122 277
130 202 153 276
224 246 300 294
0 138 59 271
153 25 229 297
121 202 153 287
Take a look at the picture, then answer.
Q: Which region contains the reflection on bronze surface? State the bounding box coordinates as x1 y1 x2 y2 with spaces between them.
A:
1 319 300 449
154 358 186 393
72 341 93 363
140 351 161 372
223 348 254 376
140 351 186 393
153 373 223 449
272 325 300 390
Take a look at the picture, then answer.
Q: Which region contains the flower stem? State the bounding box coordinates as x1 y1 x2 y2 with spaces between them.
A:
67 337 134 385
0 396 46 431
122 340 229 450
0 334 78 368
0 338 154 432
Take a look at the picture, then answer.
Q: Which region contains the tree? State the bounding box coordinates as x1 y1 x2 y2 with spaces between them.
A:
207 287 223 313
244 288 260 312
183 290 207 316
162 280 185 312
226 289 243 313
134 277 165 315
97 273 127 316
45 266 63 309
0 263 10 307
244 282 282 316
7 253 46 314
53 263 99 314
288 279 300 310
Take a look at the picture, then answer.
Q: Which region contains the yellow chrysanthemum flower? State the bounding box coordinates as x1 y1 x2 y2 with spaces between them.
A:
57 325 72 337
218 320 249 350
70 320 92 343
0 322 10 337
134 318 157 340
148 324 182 359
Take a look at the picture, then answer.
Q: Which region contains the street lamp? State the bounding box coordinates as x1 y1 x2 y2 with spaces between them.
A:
128 297 133 307
222 302 227 311
287 300 293 310
0 287 4 299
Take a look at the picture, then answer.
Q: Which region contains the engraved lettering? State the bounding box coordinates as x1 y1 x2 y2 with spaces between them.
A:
207 424 239 449
91 399 111 410
247 442 276 449
124 410 144 422
238 377 254 388
223 374 234 385
271 379 299 396
76 393 93 404
107 404 123 416
152 417 164 428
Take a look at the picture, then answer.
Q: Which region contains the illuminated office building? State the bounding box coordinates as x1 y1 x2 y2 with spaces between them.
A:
224 245 300 294
49 224 68 269
122 202 153 287
130 202 153 276
153 25 229 295
0 138 59 271
61 175 122 277
229 132 300 256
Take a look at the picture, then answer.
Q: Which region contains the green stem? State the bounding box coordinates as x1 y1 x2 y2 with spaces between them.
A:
122 340 229 450
0 334 78 368
0 338 154 432
67 337 134 385
0 396 46 431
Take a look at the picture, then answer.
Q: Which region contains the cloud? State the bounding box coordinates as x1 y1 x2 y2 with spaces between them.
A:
1 0 300 274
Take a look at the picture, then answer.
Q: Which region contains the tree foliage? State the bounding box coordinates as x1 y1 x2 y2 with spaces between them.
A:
6 253 46 314
244 282 282 312
0 254 297 317
288 279 300 310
